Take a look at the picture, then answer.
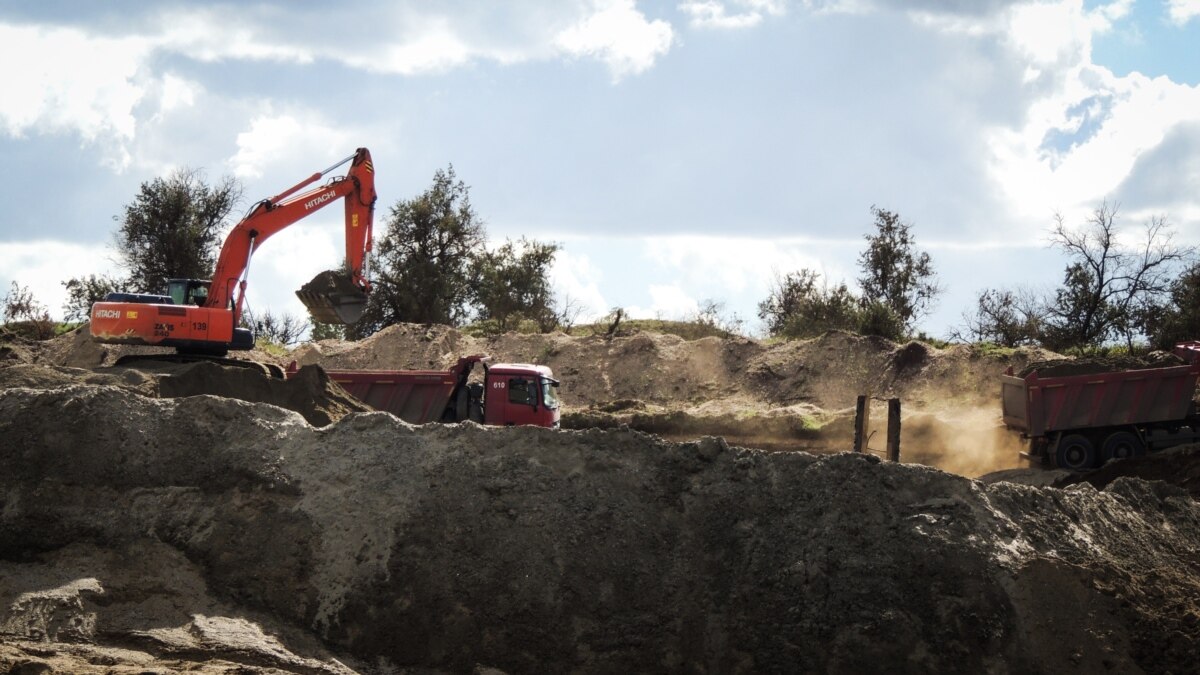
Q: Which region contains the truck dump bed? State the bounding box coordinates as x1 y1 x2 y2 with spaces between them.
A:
327 368 458 424
287 356 485 425
1001 362 1200 437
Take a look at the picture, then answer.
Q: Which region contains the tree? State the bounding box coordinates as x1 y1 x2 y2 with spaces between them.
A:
250 310 309 346
1042 203 1189 351
2 281 54 339
549 292 587 334
691 298 745 336
1144 261 1200 350
757 269 866 338
952 287 1045 347
470 238 560 332
61 274 124 322
309 322 346 341
857 206 940 331
115 168 242 295
353 166 484 337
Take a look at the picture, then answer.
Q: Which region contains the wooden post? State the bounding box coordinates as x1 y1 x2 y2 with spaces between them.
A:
853 395 869 453
886 398 901 462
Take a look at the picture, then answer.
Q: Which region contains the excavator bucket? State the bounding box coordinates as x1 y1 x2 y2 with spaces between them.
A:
296 270 368 324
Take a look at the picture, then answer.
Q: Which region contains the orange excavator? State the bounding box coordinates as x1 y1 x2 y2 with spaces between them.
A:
90 148 377 375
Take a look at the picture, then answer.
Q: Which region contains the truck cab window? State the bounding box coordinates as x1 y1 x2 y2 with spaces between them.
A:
508 378 535 406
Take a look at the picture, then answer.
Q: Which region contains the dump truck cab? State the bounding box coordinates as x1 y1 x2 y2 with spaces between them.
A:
485 363 561 428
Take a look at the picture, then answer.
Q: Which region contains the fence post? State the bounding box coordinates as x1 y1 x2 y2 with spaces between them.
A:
886 398 901 462
853 395 869 453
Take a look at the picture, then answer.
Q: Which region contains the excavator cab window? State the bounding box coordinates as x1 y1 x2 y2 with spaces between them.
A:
167 279 212 306
167 279 188 305
190 283 209 305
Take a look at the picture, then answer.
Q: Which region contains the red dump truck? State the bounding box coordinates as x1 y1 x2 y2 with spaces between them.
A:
1001 342 1200 471
287 355 560 428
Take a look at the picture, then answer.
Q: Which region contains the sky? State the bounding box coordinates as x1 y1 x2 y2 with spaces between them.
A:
0 0 1198 339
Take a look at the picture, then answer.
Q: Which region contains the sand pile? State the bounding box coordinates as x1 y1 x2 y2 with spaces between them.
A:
292 325 1051 411
3 383 1200 673
0 359 369 427
1017 352 1186 378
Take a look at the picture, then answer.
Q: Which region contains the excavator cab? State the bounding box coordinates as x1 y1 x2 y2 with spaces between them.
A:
296 270 369 324
167 279 212 306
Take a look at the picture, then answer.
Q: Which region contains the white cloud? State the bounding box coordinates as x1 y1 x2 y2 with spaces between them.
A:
157 74 200 115
157 4 672 80
0 3 678 174
158 8 316 65
0 24 148 148
680 0 786 29
967 0 1200 228
229 113 357 180
550 250 609 322
1167 0 1200 26
637 283 699 319
370 26 473 75
554 0 675 81
987 66 1200 224
1006 1 1094 70
248 221 346 323
643 235 842 294
0 241 120 320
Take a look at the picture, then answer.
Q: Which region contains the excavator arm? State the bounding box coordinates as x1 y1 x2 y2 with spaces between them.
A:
208 147 377 325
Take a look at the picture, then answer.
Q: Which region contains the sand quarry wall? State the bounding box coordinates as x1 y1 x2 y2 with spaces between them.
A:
290 324 1054 412
3 384 1200 673
289 324 1056 476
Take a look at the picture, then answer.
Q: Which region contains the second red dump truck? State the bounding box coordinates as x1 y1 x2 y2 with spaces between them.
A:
288 355 561 428
1001 341 1200 471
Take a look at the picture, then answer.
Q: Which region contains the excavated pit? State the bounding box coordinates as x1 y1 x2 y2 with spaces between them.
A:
3 384 1200 673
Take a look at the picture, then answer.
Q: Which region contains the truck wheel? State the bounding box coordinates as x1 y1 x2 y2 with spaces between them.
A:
1101 431 1144 462
1055 434 1097 472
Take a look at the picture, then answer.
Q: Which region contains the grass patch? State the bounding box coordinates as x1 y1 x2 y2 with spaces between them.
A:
254 340 292 358
569 319 739 341
968 342 1018 358
1 320 77 341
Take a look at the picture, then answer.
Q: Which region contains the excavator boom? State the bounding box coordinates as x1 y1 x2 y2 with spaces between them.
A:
206 148 376 324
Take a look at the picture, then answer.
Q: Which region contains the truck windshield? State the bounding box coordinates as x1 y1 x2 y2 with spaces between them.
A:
541 378 560 409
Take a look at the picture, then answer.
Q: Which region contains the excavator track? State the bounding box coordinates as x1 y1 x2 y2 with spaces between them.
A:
112 353 285 379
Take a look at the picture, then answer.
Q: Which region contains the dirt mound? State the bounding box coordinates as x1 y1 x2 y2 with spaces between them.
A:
0 358 368 428
1017 352 1185 378
31 323 290 372
0 540 353 674
1054 444 1200 498
292 323 485 371
158 362 371 426
3 384 1200 673
0 362 159 394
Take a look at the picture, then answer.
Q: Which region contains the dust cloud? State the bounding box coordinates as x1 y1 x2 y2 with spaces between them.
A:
900 406 1028 477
